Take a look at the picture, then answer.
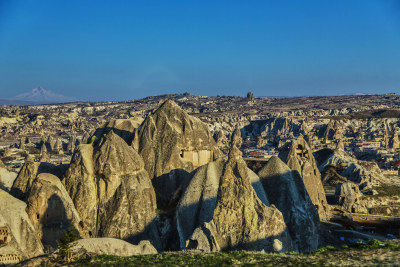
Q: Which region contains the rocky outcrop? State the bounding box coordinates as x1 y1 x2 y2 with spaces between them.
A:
11 161 69 200
179 147 293 252
317 148 387 187
137 100 220 205
231 125 243 148
279 136 329 220
0 167 17 191
176 157 269 249
70 238 157 257
0 190 43 262
63 131 160 248
335 182 367 213
257 156 320 252
90 118 143 146
26 173 81 248
10 160 39 200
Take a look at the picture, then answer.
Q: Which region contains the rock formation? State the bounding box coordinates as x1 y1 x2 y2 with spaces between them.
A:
0 190 43 262
257 156 320 252
70 238 157 257
25 173 81 248
10 160 39 200
179 147 293 252
231 125 243 148
63 131 160 248
90 118 142 146
137 100 220 205
278 135 329 219
335 182 367 213
0 167 17 191
177 157 269 249
11 161 68 200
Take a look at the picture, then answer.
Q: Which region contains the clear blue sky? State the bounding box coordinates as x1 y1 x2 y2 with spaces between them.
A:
0 0 399 101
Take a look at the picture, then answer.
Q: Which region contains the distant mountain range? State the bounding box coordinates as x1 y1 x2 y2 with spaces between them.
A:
0 87 78 105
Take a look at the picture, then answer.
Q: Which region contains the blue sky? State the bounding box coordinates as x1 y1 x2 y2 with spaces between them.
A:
0 0 399 101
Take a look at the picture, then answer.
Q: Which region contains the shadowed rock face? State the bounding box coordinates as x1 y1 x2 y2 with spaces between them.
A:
63 131 160 248
89 118 143 146
10 160 39 200
0 190 43 261
279 136 330 220
176 157 269 249
335 182 367 213
26 173 81 248
137 100 221 205
258 156 320 252
180 147 293 252
11 160 68 201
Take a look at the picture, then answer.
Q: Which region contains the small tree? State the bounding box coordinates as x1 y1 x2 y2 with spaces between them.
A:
57 226 78 263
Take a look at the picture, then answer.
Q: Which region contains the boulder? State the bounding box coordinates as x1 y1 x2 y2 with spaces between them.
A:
70 238 157 257
0 190 43 262
25 173 81 248
257 156 320 252
180 147 293 252
279 136 330 219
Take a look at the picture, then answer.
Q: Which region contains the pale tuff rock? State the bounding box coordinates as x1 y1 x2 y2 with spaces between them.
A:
90 118 142 146
25 173 81 248
0 190 43 261
176 157 269 249
231 125 243 148
335 182 368 213
0 167 17 191
257 156 320 252
11 161 68 200
137 100 221 204
63 144 97 238
317 148 386 186
279 136 330 220
70 238 157 257
181 147 293 252
10 160 39 200
63 131 160 248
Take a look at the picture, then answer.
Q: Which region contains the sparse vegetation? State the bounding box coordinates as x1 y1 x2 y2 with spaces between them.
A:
370 184 400 197
66 241 400 266
57 226 79 263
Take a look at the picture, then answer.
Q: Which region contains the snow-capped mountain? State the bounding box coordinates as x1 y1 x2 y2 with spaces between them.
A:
12 87 77 104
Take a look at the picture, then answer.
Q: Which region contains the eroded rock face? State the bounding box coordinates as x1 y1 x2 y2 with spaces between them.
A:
26 173 81 248
0 190 43 262
257 156 320 252
0 167 17 191
63 131 160 248
335 182 367 213
138 100 220 205
279 136 330 220
181 147 293 252
70 238 157 257
176 157 269 249
90 118 143 146
11 161 69 200
10 160 39 200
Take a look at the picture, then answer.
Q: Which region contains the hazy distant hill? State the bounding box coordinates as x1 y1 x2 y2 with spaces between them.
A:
0 87 77 105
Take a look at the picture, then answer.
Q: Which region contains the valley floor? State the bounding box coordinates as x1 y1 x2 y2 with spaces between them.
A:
19 239 400 267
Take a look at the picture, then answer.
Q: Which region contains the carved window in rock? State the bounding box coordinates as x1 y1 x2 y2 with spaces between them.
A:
0 227 9 245
296 144 309 160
